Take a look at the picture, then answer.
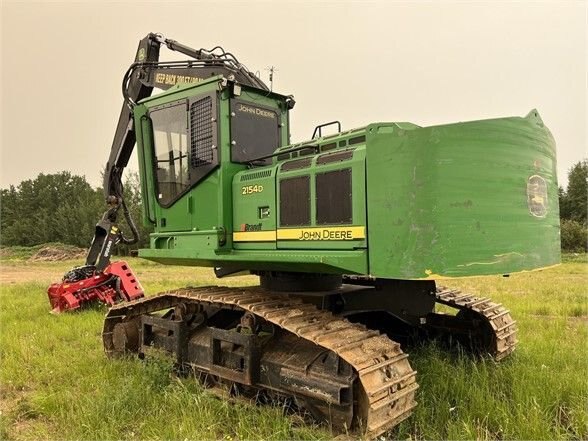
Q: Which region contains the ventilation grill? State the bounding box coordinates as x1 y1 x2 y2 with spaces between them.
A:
348 135 366 145
277 153 291 161
299 147 317 156
281 158 312 172
321 142 337 152
240 169 273 181
280 176 310 226
316 169 352 225
190 97 213 167
317 149 354 165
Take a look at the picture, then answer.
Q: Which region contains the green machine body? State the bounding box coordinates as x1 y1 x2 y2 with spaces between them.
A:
134 76 559 280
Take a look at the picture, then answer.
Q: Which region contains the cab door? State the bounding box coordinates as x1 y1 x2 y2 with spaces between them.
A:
149 100 192 232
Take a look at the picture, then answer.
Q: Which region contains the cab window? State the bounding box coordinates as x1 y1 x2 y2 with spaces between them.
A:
150 103 189 206
230 99 281 164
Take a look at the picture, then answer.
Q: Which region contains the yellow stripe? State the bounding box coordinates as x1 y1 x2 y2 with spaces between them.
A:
277 226 365 241
233 230 277 242
232 226 366 242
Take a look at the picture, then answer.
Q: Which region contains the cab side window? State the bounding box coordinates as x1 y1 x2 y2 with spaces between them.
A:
151 103 189 206
150 94 219 207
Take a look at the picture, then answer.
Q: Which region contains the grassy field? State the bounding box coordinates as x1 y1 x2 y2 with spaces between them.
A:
0 253 586 440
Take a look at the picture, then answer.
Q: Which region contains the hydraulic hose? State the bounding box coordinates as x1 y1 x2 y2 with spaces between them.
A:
102 175 139 246
118 197 139 245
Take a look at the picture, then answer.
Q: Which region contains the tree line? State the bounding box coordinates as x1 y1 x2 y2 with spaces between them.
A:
0 161 586 252
0 171 152 253
559 160 587 252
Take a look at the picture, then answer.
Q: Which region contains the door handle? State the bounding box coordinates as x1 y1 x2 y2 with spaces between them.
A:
187 195 193 214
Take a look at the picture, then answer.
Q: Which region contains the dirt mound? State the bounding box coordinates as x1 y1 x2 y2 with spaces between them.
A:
29 245 87 262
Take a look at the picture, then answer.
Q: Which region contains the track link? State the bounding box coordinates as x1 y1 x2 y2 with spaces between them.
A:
433 286 518 361
102 286 418 438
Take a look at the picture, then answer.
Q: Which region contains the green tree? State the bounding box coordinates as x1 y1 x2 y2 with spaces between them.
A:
563 160 587 223
0 172 104 247
0 171 152 251
559 160 587 252
561 219 588 252
558 186 571 220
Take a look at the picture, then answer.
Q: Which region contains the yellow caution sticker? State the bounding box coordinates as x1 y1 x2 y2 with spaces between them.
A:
233 230 277 242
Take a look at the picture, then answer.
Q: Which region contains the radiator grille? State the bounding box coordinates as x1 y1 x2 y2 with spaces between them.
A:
280 176 310 226
316 168 352 224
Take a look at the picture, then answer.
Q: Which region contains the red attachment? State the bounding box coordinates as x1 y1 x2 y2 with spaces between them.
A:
47 260 144 313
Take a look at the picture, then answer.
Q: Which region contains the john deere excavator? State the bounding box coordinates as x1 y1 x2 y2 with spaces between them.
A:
50 33 560 437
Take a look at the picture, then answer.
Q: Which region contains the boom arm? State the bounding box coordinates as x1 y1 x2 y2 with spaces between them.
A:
87 33 269 270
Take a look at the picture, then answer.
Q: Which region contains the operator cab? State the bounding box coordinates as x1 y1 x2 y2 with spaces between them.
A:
135 76 293 234
149 84 291 206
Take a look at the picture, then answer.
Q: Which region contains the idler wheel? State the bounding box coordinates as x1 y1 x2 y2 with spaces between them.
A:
112 320 140 353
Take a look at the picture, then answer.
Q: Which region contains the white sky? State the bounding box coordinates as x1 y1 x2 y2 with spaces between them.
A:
1 1 586 189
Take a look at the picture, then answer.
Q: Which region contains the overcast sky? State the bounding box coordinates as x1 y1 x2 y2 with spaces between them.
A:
1 1 586 189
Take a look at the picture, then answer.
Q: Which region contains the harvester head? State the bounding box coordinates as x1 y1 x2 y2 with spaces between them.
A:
47 261 144 313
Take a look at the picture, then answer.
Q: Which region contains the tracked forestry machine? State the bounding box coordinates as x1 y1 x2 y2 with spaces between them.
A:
53 33 561 436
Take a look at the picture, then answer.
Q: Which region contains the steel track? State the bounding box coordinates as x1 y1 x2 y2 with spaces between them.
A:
102 284 516 438
434 286 517 361
103 286 417 437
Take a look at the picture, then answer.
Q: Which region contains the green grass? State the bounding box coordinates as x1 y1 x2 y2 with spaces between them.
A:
1 255 587 440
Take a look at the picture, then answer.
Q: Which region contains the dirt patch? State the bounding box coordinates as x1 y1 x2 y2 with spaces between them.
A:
29 245 87 262
0 267 64 284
